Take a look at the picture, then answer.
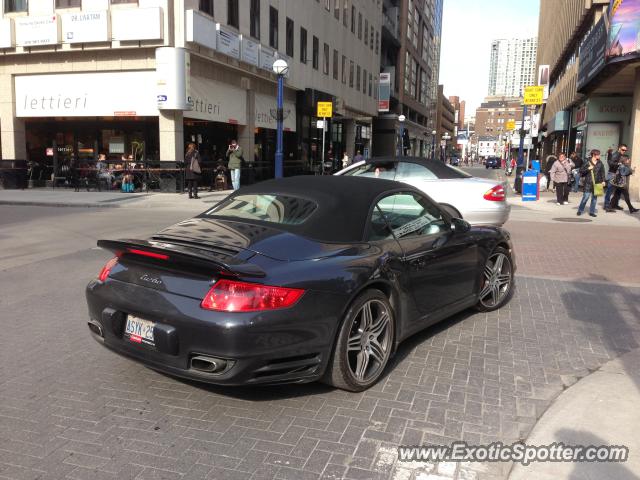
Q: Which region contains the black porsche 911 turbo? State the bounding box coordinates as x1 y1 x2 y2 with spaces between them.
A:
86 176 516 391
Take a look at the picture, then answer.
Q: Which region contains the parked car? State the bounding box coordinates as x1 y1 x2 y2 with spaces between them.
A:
86 176 516 392
485 157 500 169
336 157 510 226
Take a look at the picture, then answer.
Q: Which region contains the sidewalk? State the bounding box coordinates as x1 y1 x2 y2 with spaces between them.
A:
509 347 640 480
0 188 231 210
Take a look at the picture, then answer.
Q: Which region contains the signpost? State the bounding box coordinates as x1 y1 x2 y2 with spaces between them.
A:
505 119 516 131
523 86 544 106
317 101 333 174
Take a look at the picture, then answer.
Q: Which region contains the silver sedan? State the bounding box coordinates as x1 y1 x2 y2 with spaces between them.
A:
335 157 510 226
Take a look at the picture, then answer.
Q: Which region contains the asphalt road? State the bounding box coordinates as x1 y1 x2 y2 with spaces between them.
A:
1 189 639 480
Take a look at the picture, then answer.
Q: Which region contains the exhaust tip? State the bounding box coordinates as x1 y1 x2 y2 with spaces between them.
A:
88 320 104 341
190 355 228 374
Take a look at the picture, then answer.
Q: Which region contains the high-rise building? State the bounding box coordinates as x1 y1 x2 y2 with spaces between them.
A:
488 38 538 98
374 0 444 157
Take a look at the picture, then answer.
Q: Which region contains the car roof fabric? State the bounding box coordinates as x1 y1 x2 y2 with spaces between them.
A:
216 175 408 243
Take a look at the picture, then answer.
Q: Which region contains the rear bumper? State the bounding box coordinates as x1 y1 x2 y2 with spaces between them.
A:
464 203 511 226
85 278 346 386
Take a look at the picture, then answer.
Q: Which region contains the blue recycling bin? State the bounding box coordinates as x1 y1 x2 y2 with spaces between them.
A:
522 170 539 201
531 160 541 172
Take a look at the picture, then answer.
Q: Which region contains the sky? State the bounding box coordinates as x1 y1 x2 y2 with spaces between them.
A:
439 0 540 119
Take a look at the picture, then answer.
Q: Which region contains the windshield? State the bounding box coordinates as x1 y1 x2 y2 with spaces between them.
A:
342 159 471 180
205 194 317 225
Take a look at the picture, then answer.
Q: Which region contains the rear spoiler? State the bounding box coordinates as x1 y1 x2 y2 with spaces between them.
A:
97 239 266 278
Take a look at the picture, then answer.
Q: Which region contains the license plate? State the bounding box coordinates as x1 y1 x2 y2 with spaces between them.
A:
124 315 155 346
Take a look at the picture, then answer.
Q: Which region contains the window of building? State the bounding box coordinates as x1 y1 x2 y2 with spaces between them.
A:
369 73 373 97
364 19 368 45
343 0 349 27
325 0 330 11
375 31 379 54
420 69 428 105
312 36 319 70
110 0 136 3
350 6 357 35
323 43 330 75
269 7 278 49
286 18 294 57
404 52 411 93
356 65 361 91
358 12 362 39
411 59 417 98
334 0 340 19
370 27 374 50
227 0 239 28
342 55 347 84
56 0 81 7
300 27 308 63
250 0 260 39
407 0 413 41
421 25 428 62
363 69 367 93
333 49 339 80
349 60 354 88
412 7 419 48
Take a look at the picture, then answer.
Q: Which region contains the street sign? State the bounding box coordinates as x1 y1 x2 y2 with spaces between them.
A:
523 86 544 105
505 120 516 131
317 101 333 118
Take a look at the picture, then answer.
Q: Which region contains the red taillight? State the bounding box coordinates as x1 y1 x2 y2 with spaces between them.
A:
127 248 169 260
98 256 119 282
201 280 305 312
483 185 506 201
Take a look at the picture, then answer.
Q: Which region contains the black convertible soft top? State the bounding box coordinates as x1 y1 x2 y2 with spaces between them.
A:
210 175 414 243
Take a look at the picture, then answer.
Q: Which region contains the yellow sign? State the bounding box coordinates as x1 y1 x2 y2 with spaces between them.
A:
523 86 545 105
317 101 333 118
505 120 516 131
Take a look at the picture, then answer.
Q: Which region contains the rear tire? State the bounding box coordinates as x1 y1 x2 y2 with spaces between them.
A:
323 290 395 392
475 246 514 312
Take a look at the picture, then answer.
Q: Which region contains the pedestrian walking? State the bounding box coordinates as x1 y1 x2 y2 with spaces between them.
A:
226 139 243 190
577 149 606 217
185 142 201 199
604 143 627 211
550 152 574 205
569 151 583 192
609 155 638 213
341 152 350 169
353 150 364 164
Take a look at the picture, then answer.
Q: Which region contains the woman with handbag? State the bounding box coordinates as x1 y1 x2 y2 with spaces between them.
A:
549 152 574 205
609 155 639 213
185 143 202 199
577 149 606 217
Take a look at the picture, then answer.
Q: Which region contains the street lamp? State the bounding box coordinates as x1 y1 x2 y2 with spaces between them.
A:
398 114 406 156
431 129 437 160
272 59 289 179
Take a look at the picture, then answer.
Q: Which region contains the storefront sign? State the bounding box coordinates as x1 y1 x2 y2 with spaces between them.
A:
587 96 631 122
61 11 109 44
156 47 191 110
606 0 640 63
260 46 277 71
575 102 588 125
378 72 391 112
186 9 216 50
217 24 240 59
15 71 158 117
537 65 550 100
186 76 247 125
577 17 607 91
0 18 12 49
15 15 60 47
255 93 296 131
112 7 162 41
241 36 259 66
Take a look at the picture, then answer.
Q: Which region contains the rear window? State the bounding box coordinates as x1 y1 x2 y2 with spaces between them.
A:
205 194 317 225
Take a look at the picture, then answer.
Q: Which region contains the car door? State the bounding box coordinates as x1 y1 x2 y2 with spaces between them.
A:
374 191 478 322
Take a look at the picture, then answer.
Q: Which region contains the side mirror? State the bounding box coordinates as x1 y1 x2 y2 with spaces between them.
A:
450 217 471 234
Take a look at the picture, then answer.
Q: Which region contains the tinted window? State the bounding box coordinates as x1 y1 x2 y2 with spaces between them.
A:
396 162 437 181
206 194 317 225
369 193 447 240
342 161 397 180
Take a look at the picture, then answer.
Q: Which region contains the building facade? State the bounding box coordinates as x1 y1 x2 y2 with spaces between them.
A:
434 84 454 159
488 37 537 98
474 97 523 137
373 0 443 158
0 0 381 187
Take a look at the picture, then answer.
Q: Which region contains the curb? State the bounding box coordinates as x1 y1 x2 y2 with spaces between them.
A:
0 200 119 208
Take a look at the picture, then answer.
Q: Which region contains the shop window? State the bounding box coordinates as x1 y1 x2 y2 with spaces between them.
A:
250 0 260 38
312 36 319 70
300 27 307 64
323 43 330 75
199 0 213 17
56 0 81 7
4 0 26 10
333 49 338 80
269 6 278 49
227 0 239 28
286 17 294 57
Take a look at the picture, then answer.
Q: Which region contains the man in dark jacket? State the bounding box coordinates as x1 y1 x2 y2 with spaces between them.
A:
577 149 606 217
570 152 583 192
604 143 627 211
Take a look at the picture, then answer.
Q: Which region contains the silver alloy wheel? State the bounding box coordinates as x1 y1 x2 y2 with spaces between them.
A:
479 252 512 308
346 299 392 383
